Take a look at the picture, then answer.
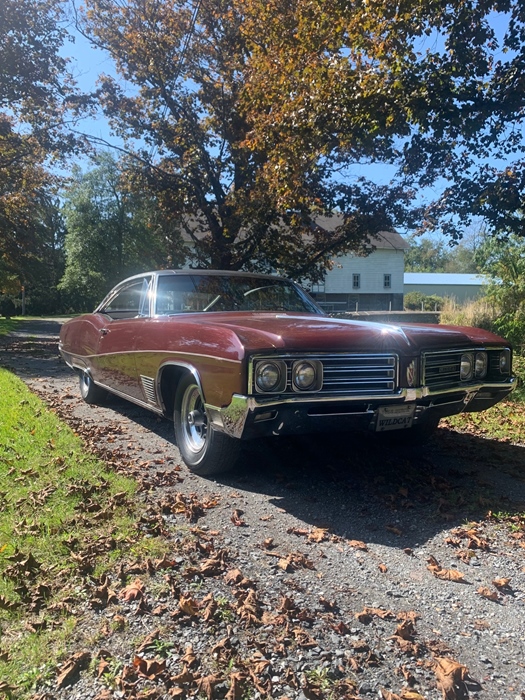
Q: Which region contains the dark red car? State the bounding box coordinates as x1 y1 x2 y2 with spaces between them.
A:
59 270 515 475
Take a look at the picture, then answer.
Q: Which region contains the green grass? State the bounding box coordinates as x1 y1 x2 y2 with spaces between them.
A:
0 319 16 336
443 396 525 443
0 368 162 698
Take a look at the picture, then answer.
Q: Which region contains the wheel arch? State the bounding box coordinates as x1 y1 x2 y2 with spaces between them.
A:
158 362 204 417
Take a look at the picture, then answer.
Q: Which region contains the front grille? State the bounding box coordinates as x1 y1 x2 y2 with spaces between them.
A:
251 354 398 396
321 355 397 395
423 348 509 389
423 350 464 389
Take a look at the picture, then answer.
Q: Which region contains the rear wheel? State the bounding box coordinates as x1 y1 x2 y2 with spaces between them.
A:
79 370 107 404
174 374 240 476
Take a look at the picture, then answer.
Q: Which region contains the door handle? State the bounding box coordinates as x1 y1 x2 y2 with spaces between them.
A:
100 328 109 336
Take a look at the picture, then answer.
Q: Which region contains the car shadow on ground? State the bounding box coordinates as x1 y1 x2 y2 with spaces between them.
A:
86 391 525 549
3 344 524 550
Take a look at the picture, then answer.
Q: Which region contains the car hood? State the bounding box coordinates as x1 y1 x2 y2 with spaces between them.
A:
187 312 506 354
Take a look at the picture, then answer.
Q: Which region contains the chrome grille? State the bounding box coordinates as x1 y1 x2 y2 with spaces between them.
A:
321 355 397 395
423 350 464 389
252 354 398 396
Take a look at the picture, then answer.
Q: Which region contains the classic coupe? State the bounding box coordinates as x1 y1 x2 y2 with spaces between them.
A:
59 270 515 475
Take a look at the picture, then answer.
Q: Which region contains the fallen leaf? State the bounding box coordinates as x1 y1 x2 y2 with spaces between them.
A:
308 527 329 542
434 657 472 700
477 586 499 601
179 593 199 616
355 607 394 623
348 539 368 551
493 577 511 589
196 673 223 700
56 651 91 688
427 557 465 582
133 655 166 680
119 578 144 601
231 509 246 526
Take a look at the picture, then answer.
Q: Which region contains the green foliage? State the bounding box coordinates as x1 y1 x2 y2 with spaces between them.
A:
439 298 497 332
474 235 525 353
75 0 420 282
404 237 452 273
404 292 444 311
0 0 76 300
404 234 480 274
59 153 185 311
240 0 525 243
0 296 16 318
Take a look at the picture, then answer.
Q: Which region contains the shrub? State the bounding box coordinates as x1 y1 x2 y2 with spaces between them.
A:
0 296 16 319
439 298 497 331
404 291 445 311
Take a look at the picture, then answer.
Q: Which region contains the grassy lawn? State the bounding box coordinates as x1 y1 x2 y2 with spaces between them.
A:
0 369 164 698
0 320 16 336
442 397 525 443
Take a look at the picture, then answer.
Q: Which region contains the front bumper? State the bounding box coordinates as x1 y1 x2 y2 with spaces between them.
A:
205 378 516 440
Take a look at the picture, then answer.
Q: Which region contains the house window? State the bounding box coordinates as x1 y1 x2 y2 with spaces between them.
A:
352 274 360 289
311 280 325 294
384 274 391 289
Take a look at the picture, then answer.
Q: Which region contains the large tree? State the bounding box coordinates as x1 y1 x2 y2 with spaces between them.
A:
0 0 81 296
76 0 420 281
240 0 525 241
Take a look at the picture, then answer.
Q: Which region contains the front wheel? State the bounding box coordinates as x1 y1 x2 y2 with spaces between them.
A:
79 370 107 404
173 375 240 476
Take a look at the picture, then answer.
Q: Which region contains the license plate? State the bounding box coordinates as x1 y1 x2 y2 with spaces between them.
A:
376 405 415 432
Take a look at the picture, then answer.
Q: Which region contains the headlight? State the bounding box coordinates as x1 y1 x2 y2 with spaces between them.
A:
293 361 316 390
499 349 511 374
474 352 488 378
460 353 473 381
254 361 286 392
292 360 323 391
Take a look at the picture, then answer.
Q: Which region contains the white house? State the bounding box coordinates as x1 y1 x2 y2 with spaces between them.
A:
309 230 409 312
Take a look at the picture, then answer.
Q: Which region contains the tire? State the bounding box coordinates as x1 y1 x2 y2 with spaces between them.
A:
173 374 240 476
79 370 107 405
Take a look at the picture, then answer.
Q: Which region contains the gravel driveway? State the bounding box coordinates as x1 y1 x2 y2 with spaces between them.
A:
2 321 525 700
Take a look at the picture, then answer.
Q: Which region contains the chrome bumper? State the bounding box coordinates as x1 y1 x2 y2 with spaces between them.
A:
205 377 516 439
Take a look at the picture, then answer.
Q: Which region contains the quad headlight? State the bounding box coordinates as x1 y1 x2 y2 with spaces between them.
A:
499 348 511 374
255 360 286 393
292 360 323 392
253 358 323 393
474 352 488 378
460 353 474 381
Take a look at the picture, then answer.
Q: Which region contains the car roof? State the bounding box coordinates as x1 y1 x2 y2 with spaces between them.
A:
130 269 292 282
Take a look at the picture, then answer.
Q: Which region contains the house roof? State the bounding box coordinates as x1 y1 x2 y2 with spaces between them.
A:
404 273 488 286
178 212 409 251
313 215 409 250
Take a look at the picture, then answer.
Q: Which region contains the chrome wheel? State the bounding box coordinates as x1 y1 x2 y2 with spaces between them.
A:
180 383 208 454
78 370 107 404
173 374 241 476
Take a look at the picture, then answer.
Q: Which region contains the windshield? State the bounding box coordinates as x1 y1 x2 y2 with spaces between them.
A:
155 274 321 315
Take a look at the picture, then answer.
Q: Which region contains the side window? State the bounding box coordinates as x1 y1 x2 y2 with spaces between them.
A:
155 275 197 314
102 277 152 319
